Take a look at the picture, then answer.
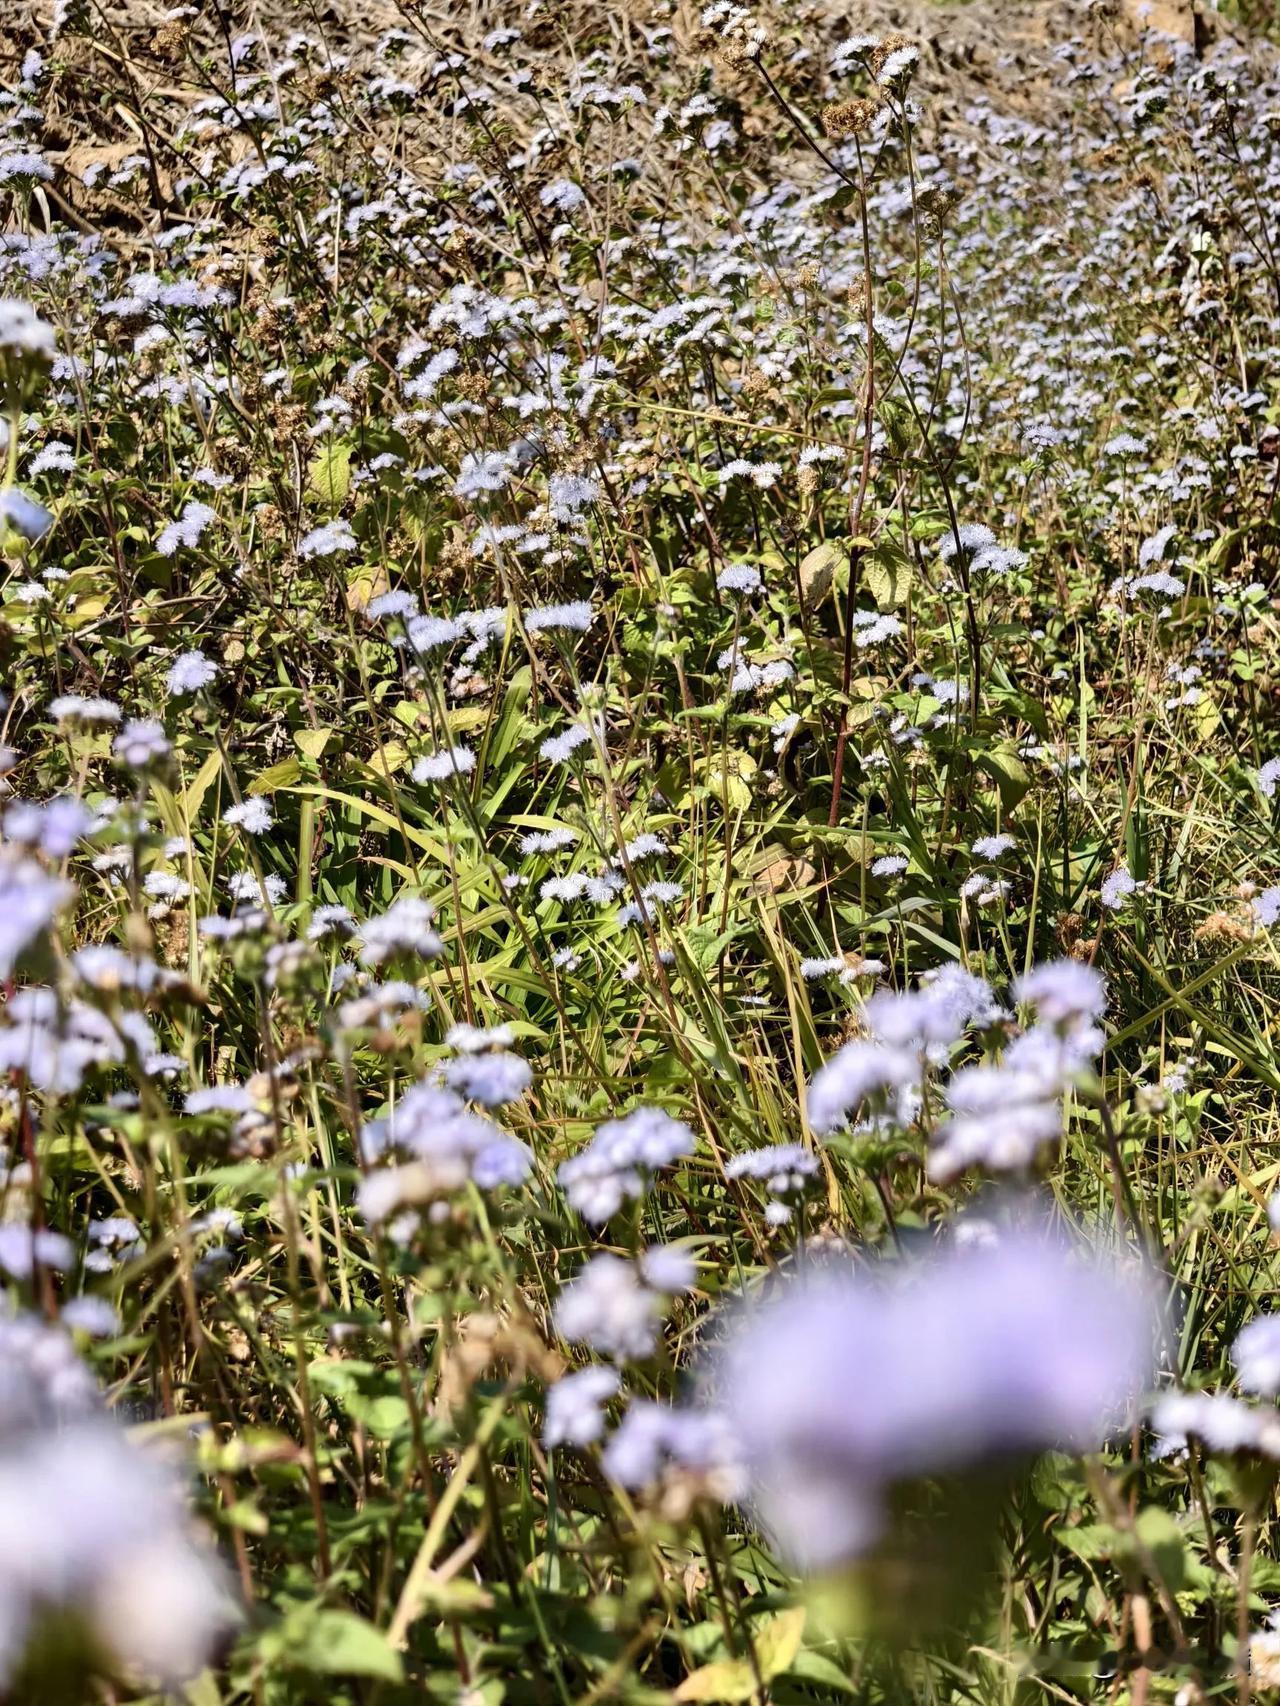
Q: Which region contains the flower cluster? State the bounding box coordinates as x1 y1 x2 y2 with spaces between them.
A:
714 1225 1154 1568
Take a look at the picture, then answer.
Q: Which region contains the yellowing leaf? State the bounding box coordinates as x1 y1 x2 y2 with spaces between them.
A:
800 542 845 607
674 1659 757 1702
224 1496 268 1536
248 757 303 795
305 440 352 509
1192 693 1220 739
182 1671 223 1706
864 539 915 610
751 853 817 895
756 1606 807 1679
414 1574 495 1615
294 727 334 761
701 750 758 813
366 740 409 776
346 561 389 613
672 1606 805 1697
447 706 489 734
64 595 109 630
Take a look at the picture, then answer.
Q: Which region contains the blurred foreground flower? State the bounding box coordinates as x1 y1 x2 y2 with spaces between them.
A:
713 1222 1156 1573
0 1314 237 1689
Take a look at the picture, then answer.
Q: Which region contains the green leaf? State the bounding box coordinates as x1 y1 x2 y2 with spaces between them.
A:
290 1610 404 1682
182 747 223 820
1061 1511 1198 1598
864 538 915 610
787 1649 857 1694
1061 1522 1121 1563
681 922 738 972
1134 1506 1188 1594
278 783 448 859
151 745 221 841
351 1394 410 1439
976 741 1030 810
486 664 532 771
910 514 949 540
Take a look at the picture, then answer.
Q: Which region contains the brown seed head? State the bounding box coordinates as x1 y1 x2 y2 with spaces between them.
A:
256 504 286 543
150 18 189 60
870 32 914 78
1196 910 1254 945
1055 911 1084 950
918 185 961 231
822 97 878 140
